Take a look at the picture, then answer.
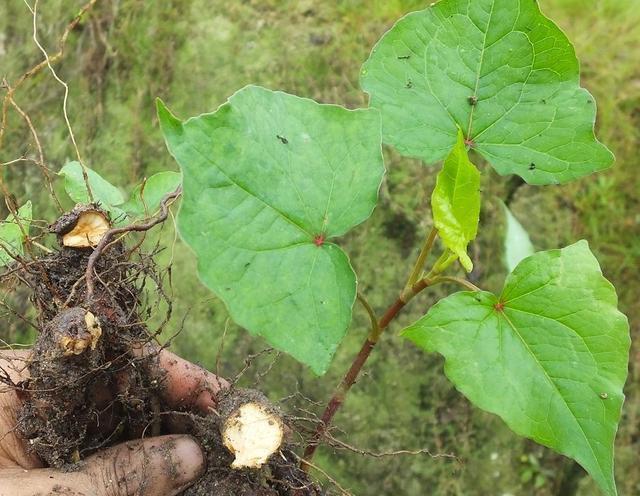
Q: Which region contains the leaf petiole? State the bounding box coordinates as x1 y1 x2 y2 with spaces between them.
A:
404 227 437 289
428 249 459 277
356 292 380 340
432 275 480 292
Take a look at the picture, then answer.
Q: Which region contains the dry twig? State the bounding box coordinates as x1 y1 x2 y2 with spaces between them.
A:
325 432 459 462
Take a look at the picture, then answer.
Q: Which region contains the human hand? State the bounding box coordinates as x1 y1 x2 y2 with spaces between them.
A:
0 348 228 496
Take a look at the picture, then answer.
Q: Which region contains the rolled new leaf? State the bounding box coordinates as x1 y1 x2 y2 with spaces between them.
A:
431 130 480 272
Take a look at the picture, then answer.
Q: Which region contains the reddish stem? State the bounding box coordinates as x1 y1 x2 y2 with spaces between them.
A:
302 278 429 467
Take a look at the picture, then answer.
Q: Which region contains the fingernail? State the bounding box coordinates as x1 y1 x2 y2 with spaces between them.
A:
168 436 206 489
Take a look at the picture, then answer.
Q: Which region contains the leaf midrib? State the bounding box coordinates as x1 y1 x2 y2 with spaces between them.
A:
498 307 608 486
465 0 496 139
185 127 314 239
448 150 468 240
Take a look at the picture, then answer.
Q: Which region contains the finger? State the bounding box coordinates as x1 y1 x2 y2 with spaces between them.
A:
0 434 205 496
0 349 43 470
0 349 30 384
0 467 87 496
6 343 230 415
158 348 229 413
85 434 205 496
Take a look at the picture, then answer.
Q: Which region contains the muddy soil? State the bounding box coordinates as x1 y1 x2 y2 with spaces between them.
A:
12 205 321 495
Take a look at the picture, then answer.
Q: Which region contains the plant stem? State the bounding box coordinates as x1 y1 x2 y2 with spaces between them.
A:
301 227 482 469
356 292 379 337
434 275 481 292
302 276 432 468
405 227 437 288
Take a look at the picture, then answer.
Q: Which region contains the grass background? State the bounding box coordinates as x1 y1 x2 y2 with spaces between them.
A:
0 1 638 494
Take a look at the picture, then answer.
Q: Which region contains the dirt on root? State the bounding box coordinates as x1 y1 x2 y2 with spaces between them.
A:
181 411 321 496
11 206 321 495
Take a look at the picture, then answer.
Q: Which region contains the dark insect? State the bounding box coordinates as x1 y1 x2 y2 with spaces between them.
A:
529 163 536 170
397 54 411 60
405 80 413 89
467 95 478 106
276 135 289 145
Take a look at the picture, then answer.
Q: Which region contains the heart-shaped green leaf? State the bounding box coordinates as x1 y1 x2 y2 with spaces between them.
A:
158 86 384 374
123 171 182 217
431 130 480 271
60 161 125 206
361 0 614 185
0 201 32 266
59 162 127 223
403 241 629 496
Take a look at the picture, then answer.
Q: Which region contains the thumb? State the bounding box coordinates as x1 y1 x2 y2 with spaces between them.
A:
0 435 205 496
85 435 205 496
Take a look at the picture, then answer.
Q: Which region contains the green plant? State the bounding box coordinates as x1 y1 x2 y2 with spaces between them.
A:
0 0 630 495
153 1 629 494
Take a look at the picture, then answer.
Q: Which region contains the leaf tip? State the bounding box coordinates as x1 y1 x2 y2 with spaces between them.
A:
567 239 592 259
460 254 474 273
310 362 329 377
59 160 79 177
156 98 183 137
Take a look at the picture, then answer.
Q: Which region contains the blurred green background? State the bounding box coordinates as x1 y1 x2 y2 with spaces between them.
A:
0 1 638 494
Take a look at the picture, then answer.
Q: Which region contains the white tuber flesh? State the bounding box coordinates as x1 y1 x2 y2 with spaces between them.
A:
62 210 110 248
222 402 284 469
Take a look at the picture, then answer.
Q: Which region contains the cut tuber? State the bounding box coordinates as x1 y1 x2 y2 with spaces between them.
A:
219 389 285 469
50 204 111 248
